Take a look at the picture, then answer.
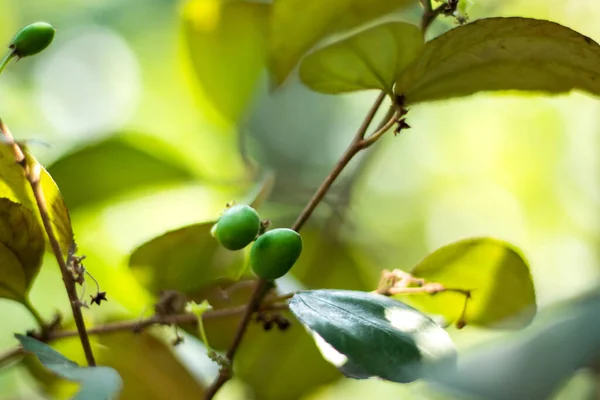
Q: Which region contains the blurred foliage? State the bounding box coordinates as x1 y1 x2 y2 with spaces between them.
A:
0 0 598 399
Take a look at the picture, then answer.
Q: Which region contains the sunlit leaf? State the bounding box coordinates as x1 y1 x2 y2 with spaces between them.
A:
0 142 73 255
429 292 600 400
16 334 123 400
396 17 600 104
0 198 44 302
182 0 269 122
290 289 456 383
269 0 417 86
22 330 205 400
48 133 196 209
400 237 536 329
129 221 244 295
300 22 423 94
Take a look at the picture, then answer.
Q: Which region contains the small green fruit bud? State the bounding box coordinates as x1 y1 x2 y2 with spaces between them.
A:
250 228 302 280
10 22 55 58
215 204 261 250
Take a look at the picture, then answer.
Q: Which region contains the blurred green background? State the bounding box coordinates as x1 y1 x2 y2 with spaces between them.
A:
0 0 598 398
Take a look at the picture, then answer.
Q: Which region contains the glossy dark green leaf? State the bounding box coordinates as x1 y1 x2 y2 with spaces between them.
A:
0 142 73 255
0 198 44 303
129 221 244 295
429 293 600 400
396 17 600 104
290 289 456 383
16 334 122 400
400 237 536 329
182 0 269 122
269 0 417 86
48 133 195 209
300 22 423 94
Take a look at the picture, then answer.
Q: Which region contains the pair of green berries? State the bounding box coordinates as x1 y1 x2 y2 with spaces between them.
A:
213 205 302 280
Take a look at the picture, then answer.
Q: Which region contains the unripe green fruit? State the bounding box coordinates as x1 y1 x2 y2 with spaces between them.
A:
250 228 302 280
215 204 260 250
10 22 55 58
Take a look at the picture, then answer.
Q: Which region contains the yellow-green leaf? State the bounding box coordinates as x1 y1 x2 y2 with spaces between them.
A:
0 198 44 302
398 237 536 329
299 22 423 94
269 0 417 86
182 0 269 123
396 17 600 104
0 142 73 255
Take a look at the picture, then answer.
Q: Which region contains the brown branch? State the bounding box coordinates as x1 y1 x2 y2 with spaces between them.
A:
0 119 96 367
291 91 389 233
49 302 288 340
0 347 24 368
0 302 289 367
421 0 449 33
203 91 404 399
203 279 270 399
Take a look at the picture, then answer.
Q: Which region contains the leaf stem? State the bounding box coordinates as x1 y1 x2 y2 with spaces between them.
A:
0 119 96 367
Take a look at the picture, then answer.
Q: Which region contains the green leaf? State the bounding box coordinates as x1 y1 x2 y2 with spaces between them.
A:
300 22 423 94
16 334 122 400
22 331 206 400
48 133 196 210
396 17 600 104
289 289 456 383
269 0 417 86
0 198 44 302
182 0 269 122
0 142 73 255
429 292 600 400
128 173 275 296
129 221 245 295
400 237 536 329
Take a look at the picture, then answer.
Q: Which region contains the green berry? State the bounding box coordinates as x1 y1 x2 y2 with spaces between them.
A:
10 22 55 58
250 228 302 280
215 204 261 250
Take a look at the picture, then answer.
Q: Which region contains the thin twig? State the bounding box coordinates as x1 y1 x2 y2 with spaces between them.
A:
358 114 400 149
203 279 270 400
421 0 448 33
203 91 400 399
49 302 288 340
0 347 24 368
291 91 389 233
0 119 96 367
0 302 289 367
